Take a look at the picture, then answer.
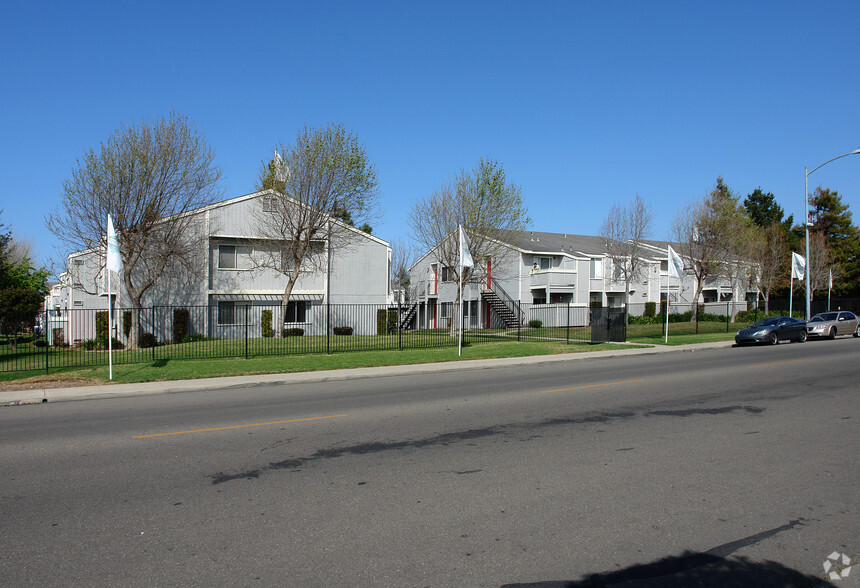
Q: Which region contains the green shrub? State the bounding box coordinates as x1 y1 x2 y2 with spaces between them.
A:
629 315 660 325
96 311 109 340
33 337 48 347
644 301 657 317
282 328 305 337
80 337 125 351
138 333 157 348
173 308 190 343
333 326 354 336
261 309 273 338
527 319 542 329
182 333 207 343
590 300 602 308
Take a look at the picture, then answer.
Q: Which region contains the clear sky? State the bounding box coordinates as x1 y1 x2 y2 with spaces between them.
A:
2 1 858 273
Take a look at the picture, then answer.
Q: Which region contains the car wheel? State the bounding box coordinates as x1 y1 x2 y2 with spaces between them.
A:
854 326 859 338
769 332 778 345
829 327 837 340
796 331 807 343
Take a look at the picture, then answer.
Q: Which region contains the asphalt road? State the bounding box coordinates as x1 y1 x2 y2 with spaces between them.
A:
1 339 857 587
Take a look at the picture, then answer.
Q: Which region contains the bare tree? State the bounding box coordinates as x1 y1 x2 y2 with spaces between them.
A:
252 124 380 334
409 158 531 335
721 209 756 320
46 112 223 347
389 236 416 303
802 231 837 296
599 194 653 304
671 177 743 321
749 222 788 314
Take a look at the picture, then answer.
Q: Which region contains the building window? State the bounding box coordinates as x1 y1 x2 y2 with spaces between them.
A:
440 302 453 319
217 301 250 325
262 196 278 212
73 300 83 307
441 266 455 282
284 301 307 324
219 245 252 270
533 257 551 270
590 258 604 279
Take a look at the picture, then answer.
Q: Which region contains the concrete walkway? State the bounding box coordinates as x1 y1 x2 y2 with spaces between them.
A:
1 341 734 405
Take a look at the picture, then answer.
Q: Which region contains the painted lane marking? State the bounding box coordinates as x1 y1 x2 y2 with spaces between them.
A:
541 379 645 394
133 414 347 438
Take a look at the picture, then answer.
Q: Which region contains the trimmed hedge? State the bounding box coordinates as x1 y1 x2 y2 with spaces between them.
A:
261 310 273 338
139 333 157 348
282 328 304 337
377 308 397 334
527 319 542 329
96 311 109 340
333 326 353 335
644 301 657 317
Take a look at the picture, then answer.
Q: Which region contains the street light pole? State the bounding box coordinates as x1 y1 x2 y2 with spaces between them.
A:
803 148 860 320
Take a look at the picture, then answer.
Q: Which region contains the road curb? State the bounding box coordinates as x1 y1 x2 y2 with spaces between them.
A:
1 341 734 405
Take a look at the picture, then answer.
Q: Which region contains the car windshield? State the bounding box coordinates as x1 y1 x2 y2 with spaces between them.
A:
750 318 779 328
810 313 837 322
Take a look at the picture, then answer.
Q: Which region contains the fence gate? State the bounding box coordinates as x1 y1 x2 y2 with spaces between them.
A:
590 307 627 343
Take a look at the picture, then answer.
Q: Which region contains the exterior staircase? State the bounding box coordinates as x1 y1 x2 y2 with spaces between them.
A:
398 302 418 330
481 288 521 329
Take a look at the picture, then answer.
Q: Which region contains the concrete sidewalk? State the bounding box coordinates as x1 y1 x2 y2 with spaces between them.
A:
1 341 734 405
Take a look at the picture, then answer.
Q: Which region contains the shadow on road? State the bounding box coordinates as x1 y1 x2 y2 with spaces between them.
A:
501 550 831 587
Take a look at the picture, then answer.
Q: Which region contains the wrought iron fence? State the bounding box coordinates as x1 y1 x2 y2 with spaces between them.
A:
1 300 654 374
2 301 599 374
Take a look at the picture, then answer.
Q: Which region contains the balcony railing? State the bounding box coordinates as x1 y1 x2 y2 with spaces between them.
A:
529 269 576 288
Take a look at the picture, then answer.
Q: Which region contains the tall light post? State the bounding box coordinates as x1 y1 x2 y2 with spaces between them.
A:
804 148 860 319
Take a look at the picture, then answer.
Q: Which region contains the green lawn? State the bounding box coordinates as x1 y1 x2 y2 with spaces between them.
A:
0 338 643 386
627 321 739 345
1 321 742 387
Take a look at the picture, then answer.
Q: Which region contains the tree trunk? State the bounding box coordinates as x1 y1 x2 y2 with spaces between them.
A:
278 263 304 337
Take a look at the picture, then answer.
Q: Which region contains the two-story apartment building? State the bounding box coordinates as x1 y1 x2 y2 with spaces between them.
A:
408 230 757 330
49 190 391 345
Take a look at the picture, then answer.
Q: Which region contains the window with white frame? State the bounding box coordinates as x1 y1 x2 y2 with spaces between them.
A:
533 256 551 270
218 245 252 270
262 196 278 212
440 302 453 319
441 266 455 282
217 301 251 325
590 258 604 279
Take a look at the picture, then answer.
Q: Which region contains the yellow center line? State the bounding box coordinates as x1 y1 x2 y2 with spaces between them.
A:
133 414 347 438
748 359 806 368
541 379 645 394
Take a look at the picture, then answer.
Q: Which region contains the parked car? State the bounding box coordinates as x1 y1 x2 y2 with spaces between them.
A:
806 311 860 339
735 316 807 345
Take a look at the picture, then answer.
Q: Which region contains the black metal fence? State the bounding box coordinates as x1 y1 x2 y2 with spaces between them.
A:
2 301 631 374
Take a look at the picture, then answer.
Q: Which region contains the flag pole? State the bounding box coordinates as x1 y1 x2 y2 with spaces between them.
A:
107 227 113 381
789 276 793 318
664 269 670 344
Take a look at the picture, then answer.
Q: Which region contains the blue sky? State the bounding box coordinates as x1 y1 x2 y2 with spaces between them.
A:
2 1 858 273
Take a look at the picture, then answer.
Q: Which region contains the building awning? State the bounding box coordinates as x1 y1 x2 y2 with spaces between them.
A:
209 292 324 302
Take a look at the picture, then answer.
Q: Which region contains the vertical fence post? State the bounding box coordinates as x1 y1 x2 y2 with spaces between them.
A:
151 306 156 362
517 301 521 341
695 303 699 334
726 300 730 332
45 308 49 374
566 303 570 344
398 298 402 351
245 304 249 359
